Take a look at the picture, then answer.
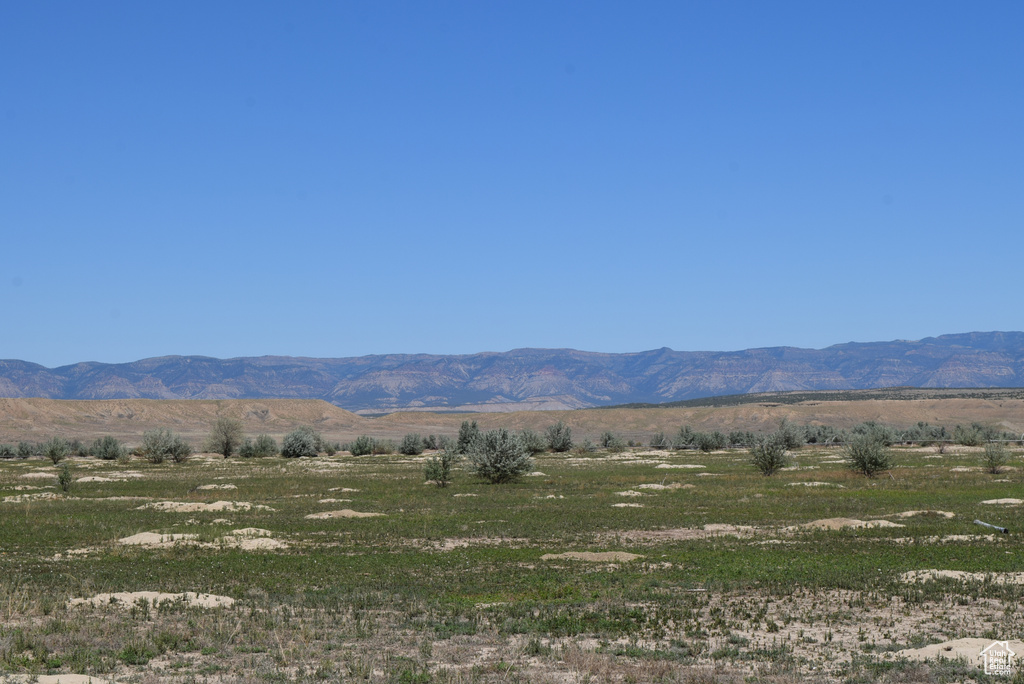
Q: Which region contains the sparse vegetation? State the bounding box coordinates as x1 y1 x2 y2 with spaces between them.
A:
546 420 573 452
424 449 459 487
140 429 192 464
91 435 126 461
399 434 424 455
468 428 532 483
843 433 892 477
57 463 72 493
750 432 789 476
281 426 321 458
983 441 1009 474
43 437 70 464
205 417 244 458
238 434 278 458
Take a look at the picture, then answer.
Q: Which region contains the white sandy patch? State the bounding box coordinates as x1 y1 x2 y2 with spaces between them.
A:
305 509 384 519
119 532 199 546
696 472 721 477
137 501 274 512
612 503 644 508
0 675 117 684
76 476 118 483
10 485 50 491
893 510 956 518
950 466 977 472
888 535 1001 545
636 483 691 490
655 464 705 469
318 498 352 503
541 551 643 562
19 472 57 480
981 498 1023 505
900 570 1024 585
794 518 905 531
452 493 478 497
211 518 233 524
2 492 60 503
611 525 755 543
526 471 547 477
787 481 844 488
615 490 644 497
536 494 564 499
896 637 1024 667
69 591 234 610
196 484 237 490
327 487 360 492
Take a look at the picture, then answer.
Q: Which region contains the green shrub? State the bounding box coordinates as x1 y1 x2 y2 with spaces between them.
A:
953 424 984 447
983 442 1009 474
57 463 72 493
205 417 244 458
599 431 626 452
572 439 598 455
239 434 278 458
649 432 670 449
546 421 573 452
844 434 892 477
69 439 89 457
424 449 460 488
469 429 532 484
519 429 547 455
43 437 71 464
282 427 321 458
400 434 424 456
775 419 805 450
695 431 727 453
17 441 34 459
750 433 789 476
323 441 340 457
348 436 375 456
423 435 439 451
141 429 192 464
92 436 126 461
457 421 480 454
0 444 14 458
674 426 697 450
371 439 395 455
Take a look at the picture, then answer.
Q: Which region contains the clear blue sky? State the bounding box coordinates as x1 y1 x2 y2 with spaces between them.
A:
2 2 1022 367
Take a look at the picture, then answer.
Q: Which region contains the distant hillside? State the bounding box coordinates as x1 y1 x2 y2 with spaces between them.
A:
2 332 1024 413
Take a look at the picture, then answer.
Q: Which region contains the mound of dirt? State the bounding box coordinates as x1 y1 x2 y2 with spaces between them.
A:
305 509 384 519
137 501 273 512
119 532 199 546
899 570 1024 585
2 492 60 503
795 518 904 531
981 498 1023 505
610 524 755 543
896 637 1024 667
893 510 956 518
69 591 234 609
541 551 643 562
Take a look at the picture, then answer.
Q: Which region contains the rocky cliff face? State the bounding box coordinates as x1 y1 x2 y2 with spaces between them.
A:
2 332 1023 413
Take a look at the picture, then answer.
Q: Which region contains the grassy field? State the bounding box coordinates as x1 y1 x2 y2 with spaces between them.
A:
1 443 1022 683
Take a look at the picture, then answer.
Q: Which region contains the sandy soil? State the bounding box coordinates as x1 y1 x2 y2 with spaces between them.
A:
900 570 1024 585
68 591 235 609
137 501 274 512
540 551 643 562
305 509 384 519
896 637 1024 667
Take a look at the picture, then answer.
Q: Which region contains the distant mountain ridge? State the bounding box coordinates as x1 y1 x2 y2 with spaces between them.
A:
2 332 1023 413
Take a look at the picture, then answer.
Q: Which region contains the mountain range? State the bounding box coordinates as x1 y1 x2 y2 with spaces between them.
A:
2 332 1023 414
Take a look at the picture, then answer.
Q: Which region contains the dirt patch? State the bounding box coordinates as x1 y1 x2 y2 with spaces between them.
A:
541 551 643 562
900 570 1024 585
76 476 119 483
893 509 956 518
612 503 643 508
636 483 692 490
19 472 57 480
2 492 61 503
196 484 237 490
137 501 274 512
615 490 644 497
896 637 1024 667
787 481 843 488
318 498 352 503
981 498 1023 505
305 509 385 519
654 464 705 469
119 532 199 546
609 524 756 543
69 591 235 609
0 676 117 684
115 527 287 550
793 518 904 531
